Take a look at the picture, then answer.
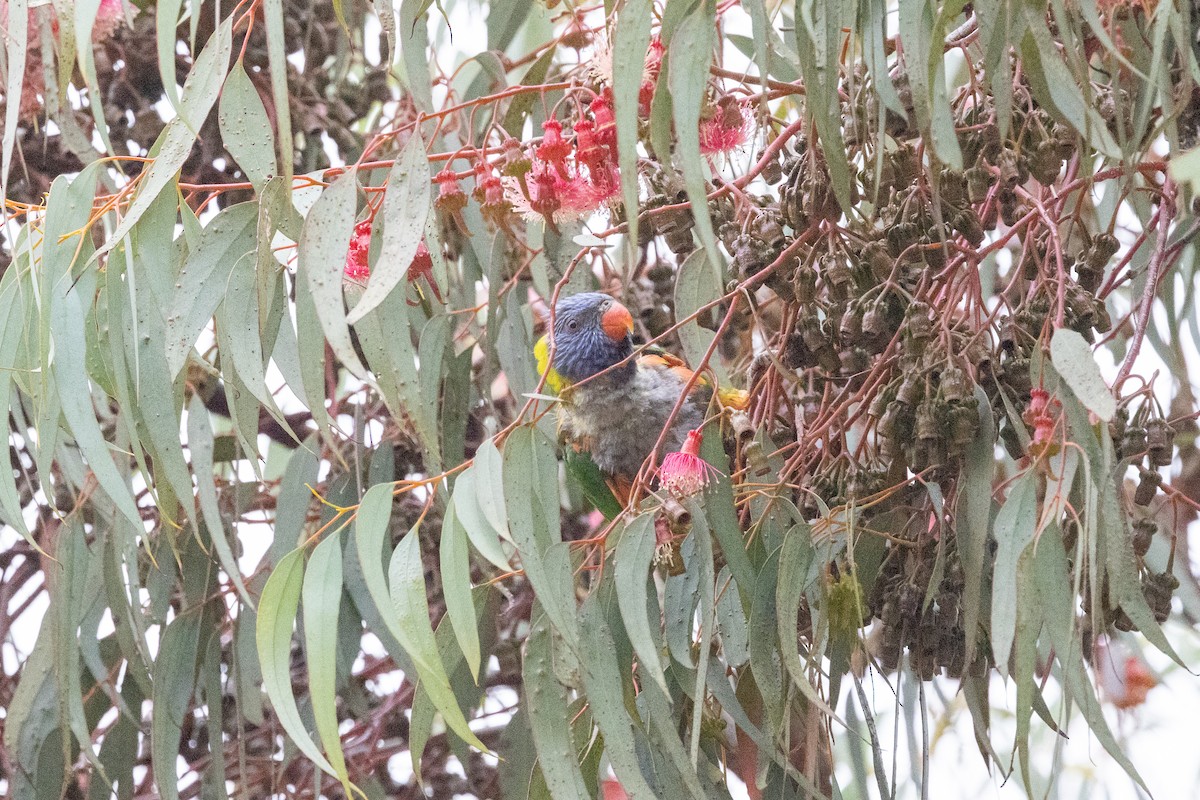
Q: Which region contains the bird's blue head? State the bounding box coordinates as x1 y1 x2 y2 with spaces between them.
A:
549 292 635 383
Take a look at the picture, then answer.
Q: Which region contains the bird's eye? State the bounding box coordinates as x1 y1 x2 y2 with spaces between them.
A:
566 319 579 331
600 299 611 310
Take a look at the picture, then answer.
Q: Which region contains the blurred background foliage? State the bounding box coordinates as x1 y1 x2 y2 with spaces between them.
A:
1 0 1200 798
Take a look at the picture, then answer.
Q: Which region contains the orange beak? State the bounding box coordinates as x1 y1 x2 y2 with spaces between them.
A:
600 301 634 342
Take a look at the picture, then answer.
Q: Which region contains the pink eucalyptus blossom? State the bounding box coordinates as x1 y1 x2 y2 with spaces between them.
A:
659 429 718 498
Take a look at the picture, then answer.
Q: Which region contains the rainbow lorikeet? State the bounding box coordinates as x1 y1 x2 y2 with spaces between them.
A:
534 292 741 507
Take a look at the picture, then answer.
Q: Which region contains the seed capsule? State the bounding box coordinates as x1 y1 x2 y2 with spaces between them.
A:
1133 467 1161 506
896 374 923 406
916 400 943 442
966 165 995 203
1028 140 1064 184
1147 418 1174 466
839 303 863 342
1087 233 1121 268
952 209 985 246
861 240 893 280
1076 265 1103 294
999 189 1022 226
1120 425 1147 460
1132 518 1156 558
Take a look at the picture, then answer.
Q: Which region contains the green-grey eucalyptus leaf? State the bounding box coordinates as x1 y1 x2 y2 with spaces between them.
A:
387 525 488 750
218 60 277 189
155 0 184 112
186 395 253 606
302 532 356 796
151 611 203 800
613 0 653 256
502 427 579 649
256 547 338 775
263 0 293 185
615 514 670 696
1 0 28 202
990 470 1039 671
673 249 722 380
1050 328 1116 421
440 503 482 681
51 286 143 530
399 0 435 111
669 10 723 273
957 385 995 665
164 202 258 379
578 595 658 799
523 621 592 799
347 134 430 324
452 465 513 570
299 169 370 379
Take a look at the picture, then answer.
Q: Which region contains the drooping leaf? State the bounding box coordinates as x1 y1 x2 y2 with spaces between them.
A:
218 60 278 189
440 503 482 681
523 620 592 799
298 169 370 379
669 9 723 273
263 0 294 185
399 0 435 111
794 0 859 200
502 426 579 649
256 548 338 776
387 524 488 749
615 514 669 696
151 611 204 800
577 595 658 799
1050 328 1117 421
164 202 259 379
990 470 1039 672
613 0 653 255
957 385 996 665
673 249 721 379
186 395 253 606
51 279 143 530
302 531 356 796
1 0 28 202
347 134 431 324
452 464 513 570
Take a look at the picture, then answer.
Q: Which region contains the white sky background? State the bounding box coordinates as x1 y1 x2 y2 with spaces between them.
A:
4 1 1200 798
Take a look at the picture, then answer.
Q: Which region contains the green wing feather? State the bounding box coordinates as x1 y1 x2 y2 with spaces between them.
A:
564 448 623 520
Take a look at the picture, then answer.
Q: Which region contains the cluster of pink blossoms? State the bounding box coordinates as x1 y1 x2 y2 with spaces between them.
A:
342 219 441 303
341 35 754 285
496 90 622 229
634 35 751 157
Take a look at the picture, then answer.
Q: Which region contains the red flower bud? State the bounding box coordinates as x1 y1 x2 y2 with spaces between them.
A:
574 118 612 185
638 81 656 119
406 241 444 304
1028 388 1050 418
434 167 467 213
590 89 618 149
536 118 572 170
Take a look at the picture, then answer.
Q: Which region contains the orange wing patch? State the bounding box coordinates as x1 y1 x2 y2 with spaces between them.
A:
637 350 749 410
637 351 704 387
